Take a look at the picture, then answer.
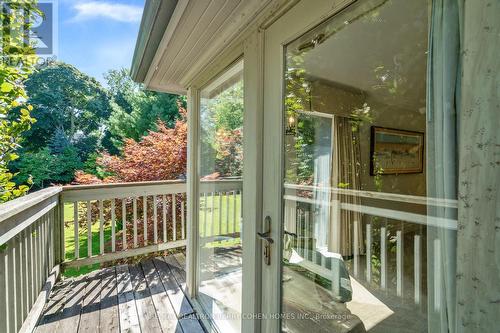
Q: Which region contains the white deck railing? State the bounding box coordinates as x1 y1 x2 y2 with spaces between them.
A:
0 187 63 333
0 178 243 333
283 183 458 306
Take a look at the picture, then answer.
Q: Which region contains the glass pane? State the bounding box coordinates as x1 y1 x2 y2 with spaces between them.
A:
282 1 456 332
197 60 244 333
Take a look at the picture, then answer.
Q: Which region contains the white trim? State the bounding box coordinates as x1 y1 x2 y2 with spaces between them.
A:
241 30 265 333
261 1 362 332
186 86 200 299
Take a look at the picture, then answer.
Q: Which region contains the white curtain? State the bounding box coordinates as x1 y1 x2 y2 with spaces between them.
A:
426 0 462 332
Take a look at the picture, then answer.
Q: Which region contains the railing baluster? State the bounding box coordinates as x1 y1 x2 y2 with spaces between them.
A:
366 223 372 282
99 200 104 255
40 215 45 283
0 244 7 333
33 221 39 310
87 201 92 258
331 200 341 254
74 202 79 259
111 199 116 253
240 189 243 225
37 219 42 292
26 223 33 310
396 230 403 297
211 192 215 237
298 210 306 258
50 209 55 273
225 192 230 236
133 197 138 248
306 211 314 263
434 238 441 312
153 196 158 244
218 192 222 236
233 191 237 234
353 219 359 277
380 226 387 289
414 234 421 305
7 238 15 332
122 199 127 250
181 200 185 239
203 193 208 237
143 196 148 245
172 194 177 241
162 195 167 242
16 230 24 328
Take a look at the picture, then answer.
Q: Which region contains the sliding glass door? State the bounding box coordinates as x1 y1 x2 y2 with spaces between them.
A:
197 60 244 333
262 0 458 332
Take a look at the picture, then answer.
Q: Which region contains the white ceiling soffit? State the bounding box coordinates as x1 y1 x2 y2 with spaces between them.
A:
144 0 274 94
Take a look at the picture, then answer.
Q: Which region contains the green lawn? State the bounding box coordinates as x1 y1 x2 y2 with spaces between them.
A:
199 193 242 236
63 203 114 277
61 193 242 277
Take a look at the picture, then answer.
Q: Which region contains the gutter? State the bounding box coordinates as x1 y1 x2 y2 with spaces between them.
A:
130 0 178 83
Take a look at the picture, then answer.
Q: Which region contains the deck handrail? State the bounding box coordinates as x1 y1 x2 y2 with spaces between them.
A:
0 187 63 333
0 178 243 333
0 187 62 230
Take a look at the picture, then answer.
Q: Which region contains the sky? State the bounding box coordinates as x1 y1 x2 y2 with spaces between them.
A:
55 0 145 85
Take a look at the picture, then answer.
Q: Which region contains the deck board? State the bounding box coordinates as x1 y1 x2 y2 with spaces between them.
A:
99 268 120 333
35 254 205 333
153 257 195 319
129 264 163 333
55 275 87 333
141 260 182 333
78 270 102 333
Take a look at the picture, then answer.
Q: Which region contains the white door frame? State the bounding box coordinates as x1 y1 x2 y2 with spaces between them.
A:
260 1 357 332
186 32 265 333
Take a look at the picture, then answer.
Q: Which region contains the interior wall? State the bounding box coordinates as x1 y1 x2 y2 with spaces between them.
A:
310 80 427 216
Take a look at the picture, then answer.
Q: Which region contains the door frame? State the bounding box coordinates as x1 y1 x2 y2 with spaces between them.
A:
186 31 265 333
260 1 357 332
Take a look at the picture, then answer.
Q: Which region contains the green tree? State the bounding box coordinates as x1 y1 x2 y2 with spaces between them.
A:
105 68 185 148
15 148 54 189
48 127 70 154
0 1 39 202
15 145 82 189
23 62 113 155
52 146 82 183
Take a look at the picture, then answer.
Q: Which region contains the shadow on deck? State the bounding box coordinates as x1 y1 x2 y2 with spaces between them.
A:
35 253 205 333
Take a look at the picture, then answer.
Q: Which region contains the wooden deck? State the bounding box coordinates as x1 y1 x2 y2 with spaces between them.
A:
34 254 205 333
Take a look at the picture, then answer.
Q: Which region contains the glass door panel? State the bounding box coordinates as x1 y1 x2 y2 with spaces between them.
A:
197 60 244 333
280 0 457 332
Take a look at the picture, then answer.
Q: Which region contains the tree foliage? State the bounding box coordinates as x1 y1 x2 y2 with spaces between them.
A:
0 1 39 202
200 80 244 178
105 68 185 149
23 62 112 156
15 145 82 189
75 104 187 184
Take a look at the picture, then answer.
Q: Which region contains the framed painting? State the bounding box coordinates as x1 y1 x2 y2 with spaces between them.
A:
370 126 424 175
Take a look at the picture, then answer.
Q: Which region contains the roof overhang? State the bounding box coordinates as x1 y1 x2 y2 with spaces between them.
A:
130 0 178 85
131 0 287 95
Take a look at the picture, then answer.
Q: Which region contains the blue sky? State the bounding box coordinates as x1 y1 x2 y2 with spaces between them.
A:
55 0 145 85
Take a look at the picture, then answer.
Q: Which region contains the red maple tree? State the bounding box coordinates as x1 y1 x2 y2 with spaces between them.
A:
75 105 187 184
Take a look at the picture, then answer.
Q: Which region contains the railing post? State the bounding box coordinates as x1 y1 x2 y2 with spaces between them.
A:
54 195 65 265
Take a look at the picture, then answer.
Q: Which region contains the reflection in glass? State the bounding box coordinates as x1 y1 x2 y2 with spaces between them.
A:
197 60 244 333
282 1 456 332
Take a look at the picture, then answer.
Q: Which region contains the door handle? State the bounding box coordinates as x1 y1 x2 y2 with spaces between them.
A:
257 231 274 244
258 216 273 265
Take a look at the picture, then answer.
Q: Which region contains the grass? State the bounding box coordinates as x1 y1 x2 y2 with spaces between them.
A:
63 203 114 277
199 193 242 236
61 193 242 277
